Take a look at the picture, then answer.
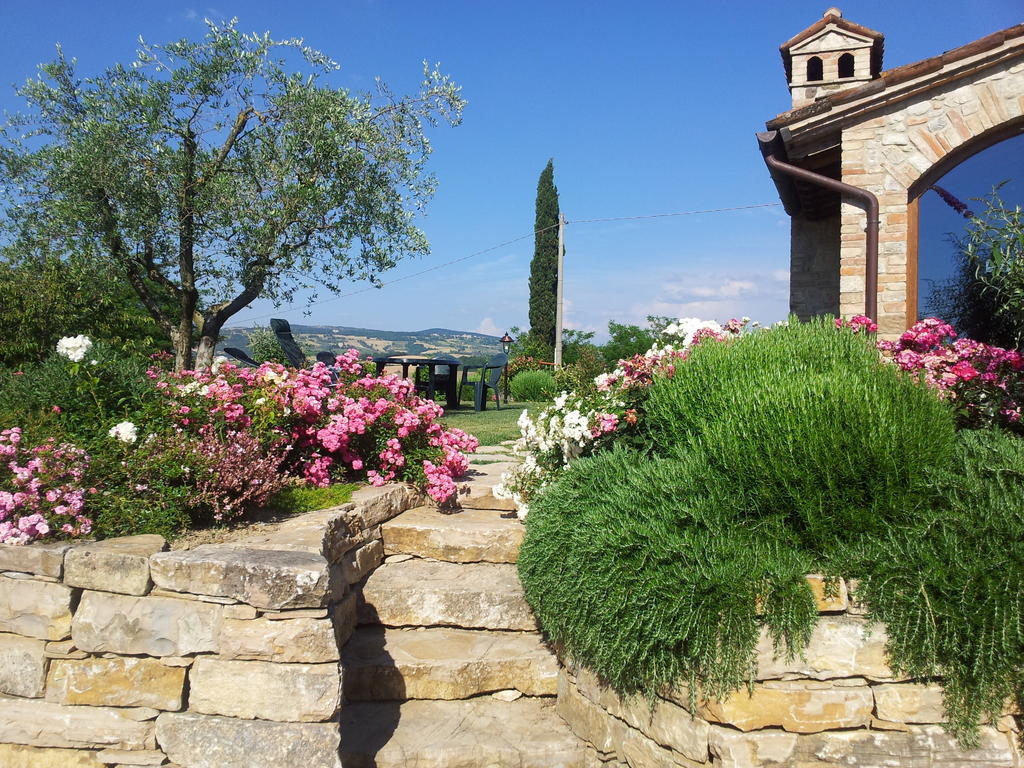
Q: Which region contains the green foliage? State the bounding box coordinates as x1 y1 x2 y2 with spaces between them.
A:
601 319 658 365
0 21 464 369
927 188 1024 346
266 483 356 515
245 326 286 364
510 370 557 402
518 447 818 701
849 430 1024 745
0 253 167 368
529 160 560 350
519 318 1024 745
642 318 956 549
554 345 606 395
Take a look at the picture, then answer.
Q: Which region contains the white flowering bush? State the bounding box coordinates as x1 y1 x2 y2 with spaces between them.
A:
496 318 751 517
55 335 93 363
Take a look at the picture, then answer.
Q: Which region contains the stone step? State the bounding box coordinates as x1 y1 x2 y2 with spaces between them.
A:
359 559 536 631
340 698 587 768
381 506 522 563
342 626 558 700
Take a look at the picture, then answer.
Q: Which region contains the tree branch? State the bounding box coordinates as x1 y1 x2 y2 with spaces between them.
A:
196 107 253 188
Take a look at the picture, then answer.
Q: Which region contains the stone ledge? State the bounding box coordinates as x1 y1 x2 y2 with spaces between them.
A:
0 541 72 578
0 696 156 750
47 656 186 710
64 535 166 596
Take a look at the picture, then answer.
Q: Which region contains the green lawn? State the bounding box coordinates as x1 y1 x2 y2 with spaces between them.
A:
442 401 548 447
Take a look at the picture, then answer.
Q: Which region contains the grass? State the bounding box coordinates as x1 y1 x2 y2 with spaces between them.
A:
441 400 549 446
266 482 358 514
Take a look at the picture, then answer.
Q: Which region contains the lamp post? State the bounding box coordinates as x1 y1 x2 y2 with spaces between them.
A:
499 332 513 404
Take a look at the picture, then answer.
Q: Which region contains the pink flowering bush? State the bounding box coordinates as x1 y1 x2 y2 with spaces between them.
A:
876 317 1024 432
150 349 477 504
0 427 93 544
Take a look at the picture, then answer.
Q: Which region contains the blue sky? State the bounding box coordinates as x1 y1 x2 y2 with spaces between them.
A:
1 1 1021 340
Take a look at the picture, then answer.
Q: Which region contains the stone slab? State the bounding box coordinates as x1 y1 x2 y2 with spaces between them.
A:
64 535 165 596
341 538 383 584
340 698 586 767
350 483 419 529
359 559 537 630
755 615 893 680
0 631 47 697
0 696 155 750
188 657 341 722
47 656 185 710
0 744 104 768
156 711 341 768
342 626 558 700
95 749 168 765
699 682 873 733
150 545 337 610
219 615 339 663
708 725 800 767
72 591 221 656
0 541 71 578
0 575 74 640
873 682 947 724
381 505 524 563
794 724 1017 767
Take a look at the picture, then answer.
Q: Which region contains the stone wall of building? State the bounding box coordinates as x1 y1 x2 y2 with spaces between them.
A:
0 483 421 768
790 215 840 321
556 576 1022 768
838 59 1024 336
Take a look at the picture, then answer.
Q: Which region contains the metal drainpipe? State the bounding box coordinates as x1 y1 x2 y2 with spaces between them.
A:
763 150 880 322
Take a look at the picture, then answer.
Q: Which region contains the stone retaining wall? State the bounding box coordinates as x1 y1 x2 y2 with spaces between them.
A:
556 576 1022 768
0 483 421 768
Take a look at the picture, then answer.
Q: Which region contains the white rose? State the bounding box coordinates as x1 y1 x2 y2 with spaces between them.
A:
56 335 93 363
108 421 138 444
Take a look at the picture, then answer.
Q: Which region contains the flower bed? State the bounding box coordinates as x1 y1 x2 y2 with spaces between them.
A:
0 341 477 545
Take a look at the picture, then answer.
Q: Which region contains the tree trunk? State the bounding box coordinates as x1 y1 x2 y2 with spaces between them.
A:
171 327 193 372
194 334 219 370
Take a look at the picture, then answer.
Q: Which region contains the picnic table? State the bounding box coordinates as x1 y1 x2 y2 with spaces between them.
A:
373 356 461 410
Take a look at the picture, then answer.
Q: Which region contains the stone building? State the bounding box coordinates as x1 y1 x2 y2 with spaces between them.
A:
760 8 1024 335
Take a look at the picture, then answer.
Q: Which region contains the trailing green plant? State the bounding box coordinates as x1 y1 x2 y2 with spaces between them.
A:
510 370 557 402
517 318 1024 747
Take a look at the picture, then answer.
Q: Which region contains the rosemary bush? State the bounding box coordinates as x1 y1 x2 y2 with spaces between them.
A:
518 319 1024 744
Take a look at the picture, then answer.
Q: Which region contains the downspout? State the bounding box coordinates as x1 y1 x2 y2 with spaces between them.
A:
757 130 880 321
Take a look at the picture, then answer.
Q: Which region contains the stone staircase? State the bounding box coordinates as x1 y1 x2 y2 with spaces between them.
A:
339 447 589 767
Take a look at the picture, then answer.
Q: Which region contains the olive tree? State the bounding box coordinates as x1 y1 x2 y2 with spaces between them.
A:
0 20 464 370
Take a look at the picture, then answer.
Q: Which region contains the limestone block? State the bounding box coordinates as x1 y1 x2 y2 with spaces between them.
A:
0 575 74 640
707 726 799 768
0 696 155 750
805 575 848 612
64 535 165 595
218 616 339 663
47 656 185 710
794 724 1017 767
873 682 946 724
72 591 221 656
573 666 708 763
45 639 88 659
95 749 168 765
333 590 358 648
0 631 47 697
557 670 624 754
150 545 337 610
755 615 892 680
699 682 873 733
188 657 341 722
156 711 342 768
351 483 418 529
0 541 71 577
341 538 383 584
0 744 104 768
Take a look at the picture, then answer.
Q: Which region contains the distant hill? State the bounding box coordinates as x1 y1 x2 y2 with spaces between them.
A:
218 324 502 362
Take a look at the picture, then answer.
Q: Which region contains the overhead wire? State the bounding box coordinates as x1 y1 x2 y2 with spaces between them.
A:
238 201 783 322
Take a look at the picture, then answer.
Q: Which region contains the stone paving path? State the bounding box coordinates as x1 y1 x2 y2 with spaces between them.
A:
339 445 590 767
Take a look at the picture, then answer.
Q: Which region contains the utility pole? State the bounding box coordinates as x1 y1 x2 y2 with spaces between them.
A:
553 211 566 367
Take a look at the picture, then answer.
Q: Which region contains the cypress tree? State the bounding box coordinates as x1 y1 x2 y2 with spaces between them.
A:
529 159 560 352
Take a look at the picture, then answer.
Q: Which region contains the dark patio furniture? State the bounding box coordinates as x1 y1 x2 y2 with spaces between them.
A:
222 347 260 368
459 353 507 411
373 356 461 410
270 318 308 368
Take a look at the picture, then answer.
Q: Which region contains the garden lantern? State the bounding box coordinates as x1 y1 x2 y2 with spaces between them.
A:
500 332 513 403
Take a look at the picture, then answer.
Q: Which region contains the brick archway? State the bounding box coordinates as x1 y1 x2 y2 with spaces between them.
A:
763 13 1024 337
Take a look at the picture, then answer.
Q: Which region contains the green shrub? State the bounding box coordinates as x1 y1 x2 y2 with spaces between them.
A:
641 318 956 550
510 370 557 402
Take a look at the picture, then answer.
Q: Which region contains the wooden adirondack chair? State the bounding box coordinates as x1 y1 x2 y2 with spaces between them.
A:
269 318 308 368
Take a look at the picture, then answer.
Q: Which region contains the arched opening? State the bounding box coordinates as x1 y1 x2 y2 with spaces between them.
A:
806 56 823 82
911 130 1024 345
838 53 855 78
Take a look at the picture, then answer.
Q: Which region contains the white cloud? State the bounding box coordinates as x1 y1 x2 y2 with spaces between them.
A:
183 8 198 20
475 317 501 336
687 279 757 299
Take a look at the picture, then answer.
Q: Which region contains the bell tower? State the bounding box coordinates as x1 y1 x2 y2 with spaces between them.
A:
781 8 884 109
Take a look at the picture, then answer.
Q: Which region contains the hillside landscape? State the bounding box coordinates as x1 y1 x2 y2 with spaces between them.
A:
219 324 502 363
